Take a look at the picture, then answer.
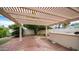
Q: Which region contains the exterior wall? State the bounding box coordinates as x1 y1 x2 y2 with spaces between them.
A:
24 29 34 35
38 30 50 35
24 29 49 35
49 33 79 50
50 28 79 33
38 30 45 35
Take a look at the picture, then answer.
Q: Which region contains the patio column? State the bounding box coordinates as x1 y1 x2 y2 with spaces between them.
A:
19 25 22 41
45 26 48 37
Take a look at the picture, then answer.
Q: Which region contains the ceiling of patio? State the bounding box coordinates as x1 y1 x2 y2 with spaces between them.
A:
0 7 79 26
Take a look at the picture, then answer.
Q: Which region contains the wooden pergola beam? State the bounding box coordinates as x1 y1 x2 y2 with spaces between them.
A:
1 7 79 26
8 13 65 22
13 18 55 24
67 7 79 13
9 13 65 23
24 7 70 19
63 17 79 23
15 19 53 26
3 7 67 22
49 17 79 26
0 8 20 24
0 8 53 25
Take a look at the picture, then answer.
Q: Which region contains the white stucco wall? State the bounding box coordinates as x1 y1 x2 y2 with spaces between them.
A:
24 29 50 35
50 28 79 33
49 33 79 50
24 29 34 35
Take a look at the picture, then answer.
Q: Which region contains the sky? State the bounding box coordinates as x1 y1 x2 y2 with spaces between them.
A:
0 15 14 27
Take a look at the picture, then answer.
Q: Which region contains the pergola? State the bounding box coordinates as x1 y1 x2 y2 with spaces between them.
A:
0 7 79 41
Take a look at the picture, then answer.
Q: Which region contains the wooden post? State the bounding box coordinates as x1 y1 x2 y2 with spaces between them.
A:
45 26 48 37
19 25 22 41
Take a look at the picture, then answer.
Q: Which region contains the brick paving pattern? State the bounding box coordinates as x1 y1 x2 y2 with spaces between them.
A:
0 36 71 51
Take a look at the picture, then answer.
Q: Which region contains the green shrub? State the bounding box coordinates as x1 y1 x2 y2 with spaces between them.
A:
0 27 10 38
0 39 9 45
9 24 24 37
24 24 51 35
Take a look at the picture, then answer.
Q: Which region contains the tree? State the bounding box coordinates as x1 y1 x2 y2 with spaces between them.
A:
24 24 51 35
0 26 9 38
9 24 24 37
63 22 70 28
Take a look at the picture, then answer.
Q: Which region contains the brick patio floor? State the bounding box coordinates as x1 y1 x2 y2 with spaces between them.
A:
0 36 71 51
